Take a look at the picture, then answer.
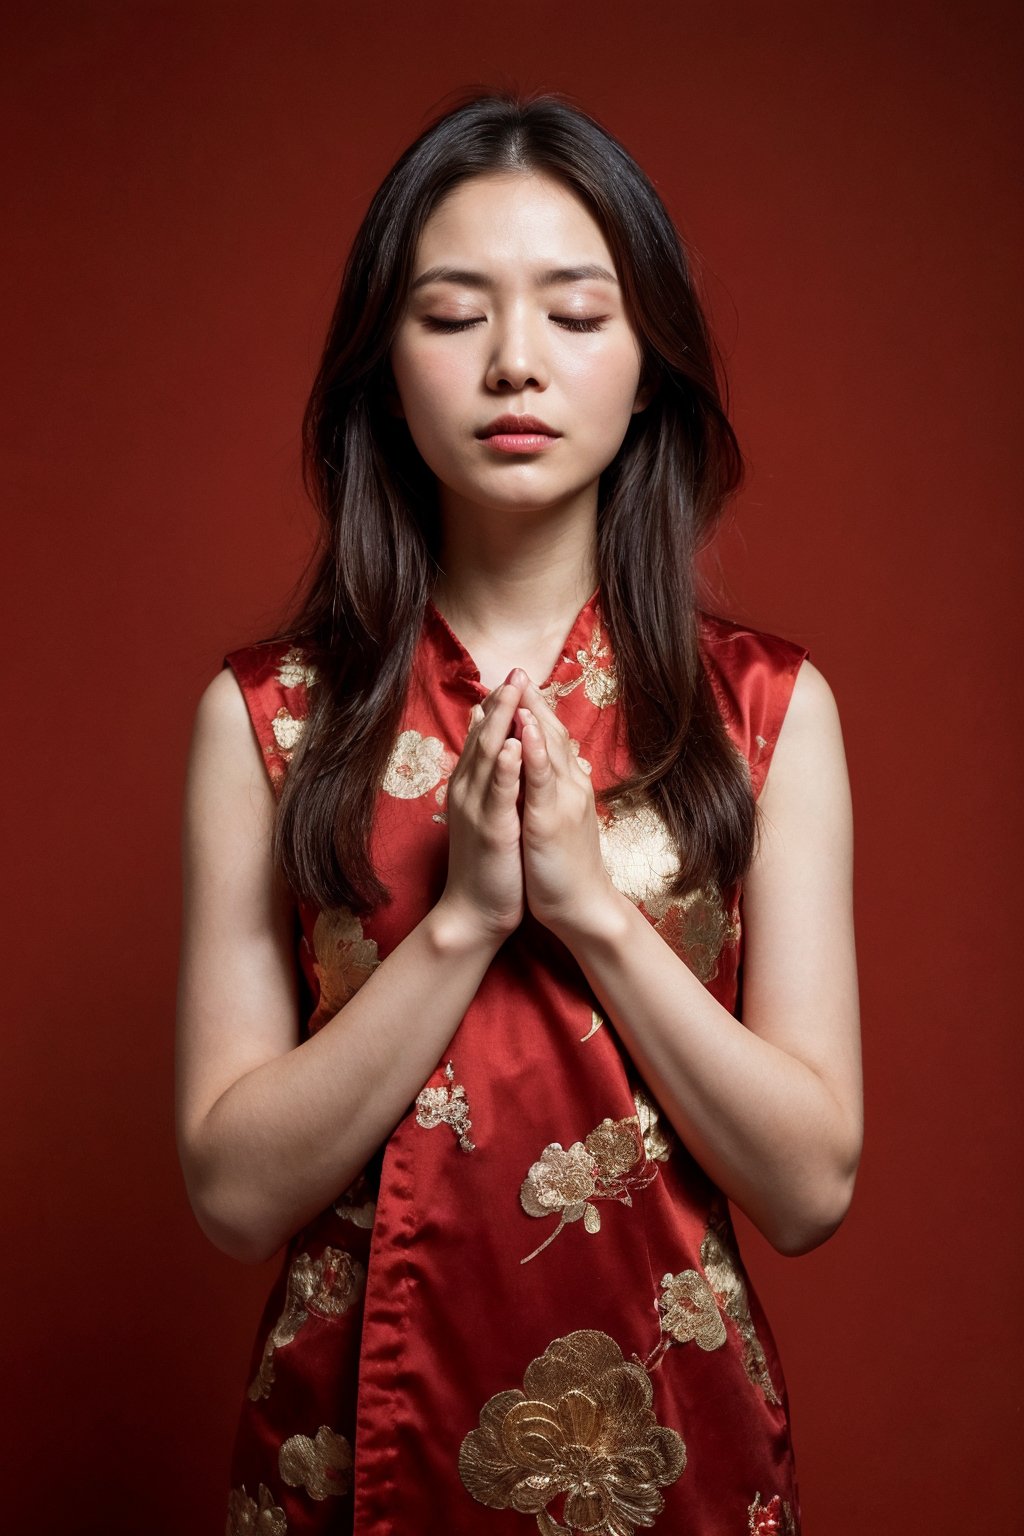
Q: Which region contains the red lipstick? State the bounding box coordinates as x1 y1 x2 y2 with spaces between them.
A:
476 414 561 455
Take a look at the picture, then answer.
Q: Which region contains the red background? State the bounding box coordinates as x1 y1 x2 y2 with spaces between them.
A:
3 3 1021 1531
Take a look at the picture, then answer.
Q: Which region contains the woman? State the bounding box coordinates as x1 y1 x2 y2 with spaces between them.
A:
176 93 861 1536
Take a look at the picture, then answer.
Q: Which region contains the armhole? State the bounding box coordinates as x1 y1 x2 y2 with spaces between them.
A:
749 646 810 801
223 645 309 800
698 614 810 801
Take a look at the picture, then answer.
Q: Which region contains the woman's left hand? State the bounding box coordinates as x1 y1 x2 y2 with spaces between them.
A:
513 674 618 941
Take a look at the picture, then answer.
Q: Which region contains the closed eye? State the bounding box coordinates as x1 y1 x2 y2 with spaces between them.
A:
422 315 608 334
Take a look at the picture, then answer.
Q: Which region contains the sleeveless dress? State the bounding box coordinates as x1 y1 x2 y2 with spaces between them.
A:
222 590 809 1536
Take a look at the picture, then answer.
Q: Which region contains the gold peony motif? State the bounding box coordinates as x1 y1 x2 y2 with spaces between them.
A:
333 1170 376 1229
598 800 739 982
459 1329 686 1535
270 706 306 754
541 621 620 710
312 907 380 1016
248 1247 366 1401
701 1216 780 1405
275 645 318 691
278 1425 353 1500
632 1084 674 1162
520 1114 658 1264
597 801 680 917
748 1492 797 1534
657 1270 728 1351
225 1482 287 1535
654 885 740 984
382 728 456 799
415 1060 475 1151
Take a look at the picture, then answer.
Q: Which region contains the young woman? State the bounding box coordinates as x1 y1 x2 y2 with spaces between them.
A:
176 93 861 1536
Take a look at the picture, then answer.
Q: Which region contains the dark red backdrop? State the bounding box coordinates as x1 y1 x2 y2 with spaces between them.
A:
3 4 1020 1531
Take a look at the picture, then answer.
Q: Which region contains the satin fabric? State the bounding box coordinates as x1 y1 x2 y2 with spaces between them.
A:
223 593 809 1536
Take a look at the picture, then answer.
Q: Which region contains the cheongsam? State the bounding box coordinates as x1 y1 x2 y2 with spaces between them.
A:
222 588 809 1536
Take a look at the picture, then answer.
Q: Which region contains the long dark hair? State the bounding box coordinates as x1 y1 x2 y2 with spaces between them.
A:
274 91 750 913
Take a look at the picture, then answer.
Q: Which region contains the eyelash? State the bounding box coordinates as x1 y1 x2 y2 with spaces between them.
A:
423 316 607 334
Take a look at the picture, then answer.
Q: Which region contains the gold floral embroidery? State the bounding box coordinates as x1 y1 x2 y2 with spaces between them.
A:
640 1270 728 1372
459 1329 686 1535
248 1248 366 1401
382 728 456 799
748 1492 797 1535
597 801 739 981
541 620 619 710
701 1216 780 1405
520 1114 658 1263
276 646 319 691
632 1083 674 1161
271 706 305 754
579 1008 603 1043
333 1170 376 1229
312 907 380 1014
598 801 680 914
278 1425 353 1500
654 885 740 984
225 1482 287 1535
568 737 592 776
415 1061 475 1151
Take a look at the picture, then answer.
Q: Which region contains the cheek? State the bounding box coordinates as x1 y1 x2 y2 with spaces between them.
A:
571 341 643 428
392 342 470 420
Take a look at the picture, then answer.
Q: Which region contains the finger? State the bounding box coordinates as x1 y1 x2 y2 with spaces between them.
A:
517 693 574 770
519 710 557 793
485 735 522 801
461 685 527 803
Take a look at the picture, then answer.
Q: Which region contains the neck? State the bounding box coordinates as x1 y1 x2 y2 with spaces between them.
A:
431 489 599 650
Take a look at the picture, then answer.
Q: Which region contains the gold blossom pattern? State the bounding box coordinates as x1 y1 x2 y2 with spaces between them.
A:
278 1425 353 1500
415 1061 475 1151
654 885 740 984
541 620 620 709
701 1215 780 1405
652 1270 728 1360
333 1170 376 1229
459 1329 686 1535
597 801 740 982
748 1492 797 1534
520 1114 658 1264
382 728 456 800
270 706 306 754
632 1083 674 1162
311 907 380 1016
248 1247 366 1402
275 645 319 691
225 1482 287 1535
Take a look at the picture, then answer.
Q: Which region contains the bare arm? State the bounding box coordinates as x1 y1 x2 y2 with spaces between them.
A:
175 669 526 1265
515 660 862 1256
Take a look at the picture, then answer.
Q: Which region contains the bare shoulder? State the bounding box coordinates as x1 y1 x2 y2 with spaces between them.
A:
186 667 274 819
759 658 850 826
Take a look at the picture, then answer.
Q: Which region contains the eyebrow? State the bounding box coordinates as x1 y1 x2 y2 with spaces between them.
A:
410 263 618 292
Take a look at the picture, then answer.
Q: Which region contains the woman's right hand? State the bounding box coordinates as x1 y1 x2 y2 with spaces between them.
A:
438 677 526 944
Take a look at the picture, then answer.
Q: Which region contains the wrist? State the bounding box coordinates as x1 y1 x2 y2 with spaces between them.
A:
428 893 515 960
543 879 634 955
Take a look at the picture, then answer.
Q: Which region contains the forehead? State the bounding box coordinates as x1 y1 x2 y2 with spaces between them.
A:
414 172 615 273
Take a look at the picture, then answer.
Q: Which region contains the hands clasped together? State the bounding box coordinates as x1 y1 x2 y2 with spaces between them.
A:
441 669 615 946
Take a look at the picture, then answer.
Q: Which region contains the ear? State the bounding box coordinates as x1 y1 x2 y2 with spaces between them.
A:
631 362 658 415
631 380 657 414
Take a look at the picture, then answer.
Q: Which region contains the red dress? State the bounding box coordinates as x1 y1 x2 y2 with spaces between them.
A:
223 590 809 1536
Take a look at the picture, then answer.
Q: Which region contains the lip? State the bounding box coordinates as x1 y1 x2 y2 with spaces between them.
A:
476 414 561 440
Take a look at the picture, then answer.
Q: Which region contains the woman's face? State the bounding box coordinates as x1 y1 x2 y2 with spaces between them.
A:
390 171 649 524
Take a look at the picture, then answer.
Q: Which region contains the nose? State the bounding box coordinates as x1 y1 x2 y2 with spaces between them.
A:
484 307 549 394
